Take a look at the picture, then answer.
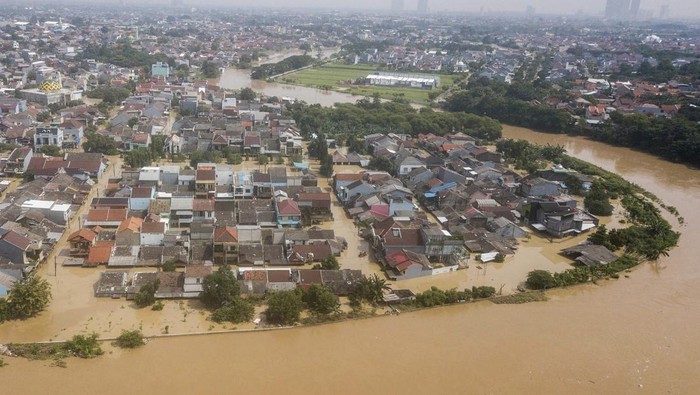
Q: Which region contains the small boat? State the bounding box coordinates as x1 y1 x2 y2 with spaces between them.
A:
476 265 483 270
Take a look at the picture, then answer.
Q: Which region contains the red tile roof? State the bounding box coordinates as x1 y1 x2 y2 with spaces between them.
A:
214 226 238 243
86 208 128 222
86 241 114 265
276 199 301 216
68 229 97 242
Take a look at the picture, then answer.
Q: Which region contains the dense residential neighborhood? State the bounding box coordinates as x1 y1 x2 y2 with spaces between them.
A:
0 3 693 331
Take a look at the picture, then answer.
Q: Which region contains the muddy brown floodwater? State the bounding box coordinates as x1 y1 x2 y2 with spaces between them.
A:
3 125 699 393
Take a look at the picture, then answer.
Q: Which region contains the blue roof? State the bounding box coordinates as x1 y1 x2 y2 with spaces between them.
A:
429 182 458 194
293 162 309 169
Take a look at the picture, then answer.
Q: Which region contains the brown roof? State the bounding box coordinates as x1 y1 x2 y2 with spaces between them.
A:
214 226 238 243
131 187 153 198
196 169 216 181
296 193 331 201
86 241 114 265
290 244 332 262
87 208 128 222
141 222 165 234
193 199 215 212
68 229 97 242
335 173 364 181
117 217 144 233
1 230 31 250
185 264 213 278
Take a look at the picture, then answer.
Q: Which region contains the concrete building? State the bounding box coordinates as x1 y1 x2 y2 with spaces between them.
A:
151 62 170 78
33 127 64 150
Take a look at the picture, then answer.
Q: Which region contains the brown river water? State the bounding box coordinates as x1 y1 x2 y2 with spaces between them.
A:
3 77 700 393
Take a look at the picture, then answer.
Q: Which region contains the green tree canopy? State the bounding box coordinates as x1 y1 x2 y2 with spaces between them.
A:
201 265 241 309
4 275 51 320
303 284 339 315
526 270 557 290
265 290 304 325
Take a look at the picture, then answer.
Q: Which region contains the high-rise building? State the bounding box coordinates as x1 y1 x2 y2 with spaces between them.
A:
391 0 404 13
605 0 632 19
630 0 641 18
417 0 428 14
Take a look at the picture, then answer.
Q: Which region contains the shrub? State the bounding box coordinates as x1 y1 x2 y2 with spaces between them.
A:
211 299 255 324
115 330 145 349
526 270 557 290
65 333 103 358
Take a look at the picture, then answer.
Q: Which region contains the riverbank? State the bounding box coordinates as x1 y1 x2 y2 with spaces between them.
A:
2 125 699 393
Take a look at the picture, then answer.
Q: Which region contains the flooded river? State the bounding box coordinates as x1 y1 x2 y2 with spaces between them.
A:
4 76 700 393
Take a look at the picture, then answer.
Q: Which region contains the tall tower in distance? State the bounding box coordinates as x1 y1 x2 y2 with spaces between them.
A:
417 0 428 15
630 0 641 18
391 0 404 13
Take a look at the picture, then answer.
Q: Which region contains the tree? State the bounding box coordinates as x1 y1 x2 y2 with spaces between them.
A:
348 274 390 307
257 155 269 165
200 60 220 78
127 117 139 128
303 284 339 315
115 330 145 349
526 270 557 290
265 290 304 325
211 299 255 323
319 155 334 177
125 147 153 168
368 156 395 175
65 333 103 358
134 279 159 308
200 265 240 309
83 133 118 155
40 145 62 157
227 153 243 165
307 136 329 160
161 261 177 272
238 87 256 101
5 276 51 320
472 286 496 298
313 255 340 270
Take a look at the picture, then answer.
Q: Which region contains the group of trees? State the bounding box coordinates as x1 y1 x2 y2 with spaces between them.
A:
588 195 680 261
85 87 132 106
0 276 52 323
414 286 496 307
583 181 614 216
265 284 341 325
83 132 118 155
582 112 700 168
495 139 566 174
445 77 573 133
307 135 334 177
251 55 315 80
348 274 391 308
526 255 641 290
290 99 502 141
200 60 221 79
201 265 255 324
79 41 171 69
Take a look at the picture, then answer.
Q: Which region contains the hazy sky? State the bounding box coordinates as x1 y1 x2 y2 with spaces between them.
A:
179 0 699 18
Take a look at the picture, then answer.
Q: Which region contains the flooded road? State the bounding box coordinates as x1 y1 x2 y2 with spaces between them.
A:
4 126 700 394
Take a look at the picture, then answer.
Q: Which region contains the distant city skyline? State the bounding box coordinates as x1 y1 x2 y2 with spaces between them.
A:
17 0 700 19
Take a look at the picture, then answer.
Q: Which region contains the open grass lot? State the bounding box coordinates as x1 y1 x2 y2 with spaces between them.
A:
280 63 460 104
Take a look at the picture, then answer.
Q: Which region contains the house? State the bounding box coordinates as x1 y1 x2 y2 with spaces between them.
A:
20 200 72 225
183 264 213 296
563 244 618 267
67 229 97 257
129 187 155 210
5 147 33 175
421 227 464 263
384 249 432 280
275 197 301 227
486 217 528 239
213 226 239 265
398 156 425 176
0 229 42 265
85 241 114 267
520 177 560 197
94 271 128 297
116 217 143 246
195 166 216 198
338 180 376 203
140 221 166 246
84 208 128 227
295 193 333 223
33 126 64 151
288 244 333 264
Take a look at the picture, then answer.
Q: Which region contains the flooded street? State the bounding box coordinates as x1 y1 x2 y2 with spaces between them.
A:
4 67 700 392
5 127 699 393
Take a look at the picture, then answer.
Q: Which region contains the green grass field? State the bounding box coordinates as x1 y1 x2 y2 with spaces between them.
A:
279 63 459 104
